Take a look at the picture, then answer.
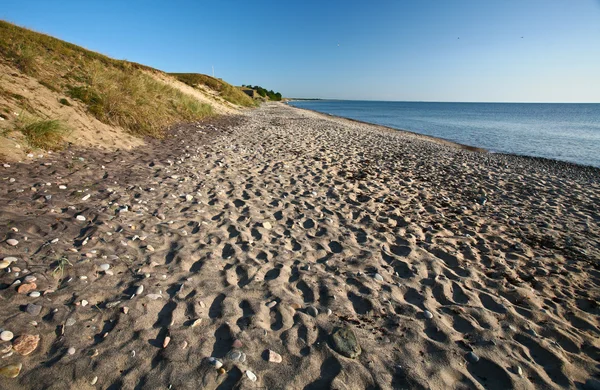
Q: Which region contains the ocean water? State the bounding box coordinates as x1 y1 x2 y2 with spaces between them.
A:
288 100 600 168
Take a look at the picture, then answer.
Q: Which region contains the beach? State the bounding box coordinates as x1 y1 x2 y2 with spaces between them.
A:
1 102 599 389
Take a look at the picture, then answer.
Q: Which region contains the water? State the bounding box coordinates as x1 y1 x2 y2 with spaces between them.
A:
288 100 600 168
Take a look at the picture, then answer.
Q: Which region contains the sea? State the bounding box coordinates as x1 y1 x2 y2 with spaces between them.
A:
287 100 600 168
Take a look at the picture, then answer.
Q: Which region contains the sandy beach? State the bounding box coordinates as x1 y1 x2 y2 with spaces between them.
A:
1 102 599 389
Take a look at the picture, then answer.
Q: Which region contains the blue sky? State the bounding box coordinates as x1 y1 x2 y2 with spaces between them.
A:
2 0 599 102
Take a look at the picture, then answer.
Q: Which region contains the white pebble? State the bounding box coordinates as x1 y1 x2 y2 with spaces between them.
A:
6 239 18 246
76 215 86 221
0 331 14 341
245 370 257 382
423 310 434 319
81 300 89 306
29 292 41 298
99 264 110 271
82 194 91 201
59 185 67 190
67 347 76 355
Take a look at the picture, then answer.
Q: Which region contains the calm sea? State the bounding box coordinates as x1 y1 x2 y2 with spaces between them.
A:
288 101 600 168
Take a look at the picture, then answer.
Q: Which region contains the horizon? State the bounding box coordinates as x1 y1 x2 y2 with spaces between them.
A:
2 0 600 103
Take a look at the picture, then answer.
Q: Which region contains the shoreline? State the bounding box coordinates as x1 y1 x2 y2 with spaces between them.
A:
0 103 599 389
286 101 600 173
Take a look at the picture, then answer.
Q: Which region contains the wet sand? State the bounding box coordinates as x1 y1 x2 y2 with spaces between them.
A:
1 102 599 389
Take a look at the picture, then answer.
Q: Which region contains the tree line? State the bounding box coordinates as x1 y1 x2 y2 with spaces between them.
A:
242 85 282 101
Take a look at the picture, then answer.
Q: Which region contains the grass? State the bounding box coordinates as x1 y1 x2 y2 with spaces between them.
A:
170 73 258 108
0 20 215 138
51 256 72 278
17 116 70 150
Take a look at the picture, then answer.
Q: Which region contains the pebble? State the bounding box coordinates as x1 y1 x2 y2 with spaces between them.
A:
76 215 86 221
225 350 246 363
0 261 11 269
122 307 129 314
81 300 89 307
306 306 319 317
185 194 193 201
245 370 257 382
232 339 243 348
66 318 76 326
135 285 144 295
24 275 36 282
423 310 434 319
59 185 67 190
12 334 39 355
67 347 76 355
17 283 37 294
514 365 523 377
267 349 282 363
3 257 17 263
373 273 384 281
147 293 162 300
26 304 42 316
331 326 361 358
263 221 272 230
99 263 110 271
91 376 98 385
266 300 277 308
190 319 202 328
466 351 479 363
6 239 18 246
82 194 91 201
146 245 155 252
29 291 41 298
0 363 22 378
208 357 223 369
0 331 14 341
163 336 171 348
0 342 11 353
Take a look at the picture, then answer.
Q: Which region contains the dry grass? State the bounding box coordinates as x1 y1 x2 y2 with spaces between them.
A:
17 116 70 150
0 20 214 138
170 73 257 108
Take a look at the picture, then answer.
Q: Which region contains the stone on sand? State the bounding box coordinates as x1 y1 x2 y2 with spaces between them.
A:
267 349 282 363
331 326 361 359
12 334 39 355
0 363 22 378
6 239 18 246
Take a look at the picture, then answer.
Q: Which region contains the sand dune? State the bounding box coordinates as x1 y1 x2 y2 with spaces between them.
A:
0 103 599 389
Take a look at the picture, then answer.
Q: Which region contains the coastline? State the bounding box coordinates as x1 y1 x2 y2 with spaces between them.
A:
286 101 600 173
0 102 599 389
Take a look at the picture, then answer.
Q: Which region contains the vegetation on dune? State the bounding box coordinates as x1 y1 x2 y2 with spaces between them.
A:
242 85 282 101
0 20 214 138
170 73 258 107
17 116 70 150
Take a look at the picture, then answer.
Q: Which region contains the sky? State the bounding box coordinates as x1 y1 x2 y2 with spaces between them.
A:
2 0 600 102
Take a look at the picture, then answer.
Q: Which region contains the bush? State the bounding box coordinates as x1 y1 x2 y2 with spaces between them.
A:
18 118 70 150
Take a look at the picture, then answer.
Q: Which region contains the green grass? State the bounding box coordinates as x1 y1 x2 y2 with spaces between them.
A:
18 117 70 150
51 256 72 278
170 73 258 108
0 20 215 138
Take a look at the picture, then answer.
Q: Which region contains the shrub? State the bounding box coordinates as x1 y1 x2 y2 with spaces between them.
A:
18 118 70 150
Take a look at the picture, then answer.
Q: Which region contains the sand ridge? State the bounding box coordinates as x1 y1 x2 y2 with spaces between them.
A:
0 103 599 389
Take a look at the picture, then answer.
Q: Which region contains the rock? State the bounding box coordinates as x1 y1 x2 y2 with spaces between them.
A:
6 239 18 246
24 275 36 283
266 300 277 308
12 334 39 355
81 300 89 306
147 294 162 300
3 257 17 263
185 194 193 202
0 342 12 353
373 273 384 281
225 350 246 363
331 326 361 358
306 306 319 317
59 185 67 190
29 291 41 298
245 370 257 382
76 215 86 221
190 318 202 328
26 304 42 316
65 318 76 326
67 347 76 355
263 221 272 230
163 336 171 348
267 349 282 363
232 339 243 348
208 357 223 369
17 283 37 294
122 307 129 314
0 331 14 341
135 285 144 295
91 376 98 385
466 351 479 363
82 194 90 201
423 310 434 319
0 260 11 269
99 263 110 271
0 363 22 378
514 365 523 377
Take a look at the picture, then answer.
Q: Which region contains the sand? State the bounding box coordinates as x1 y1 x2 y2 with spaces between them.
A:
0 102 599 389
